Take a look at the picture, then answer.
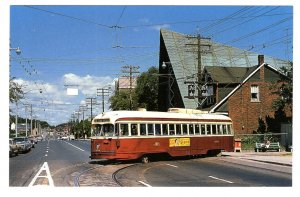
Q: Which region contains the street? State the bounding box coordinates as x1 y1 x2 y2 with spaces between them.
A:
115 157 291 187
9 139 292 187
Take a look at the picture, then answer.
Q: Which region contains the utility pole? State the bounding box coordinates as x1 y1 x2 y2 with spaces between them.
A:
79 105 87 121
15 101 18 137
185 34 211 109
121 65 140 110
97 87 111 113
85 96 97 121
30 104 33 136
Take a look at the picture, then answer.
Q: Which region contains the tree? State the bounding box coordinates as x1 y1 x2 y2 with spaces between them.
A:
9 77 24 103
271 64 292 112
109 67 159 111
135 67 159 111
109 90 138 111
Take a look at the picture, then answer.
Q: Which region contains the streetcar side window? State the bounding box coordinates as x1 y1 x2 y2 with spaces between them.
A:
148 124 154 135
155 124 161 135
218 125 223 135
131 124 138 136
120 124 129 136
227 125 232 134
182 124 188 135
195 124 200 135
189 124 194 135
140 124 146 136
206 124 212 135
176 124 182 135
162 124 168 135
115 124 120 136
212 124 217 135
200 124 206 135
169 124 175 135
222 125 227 134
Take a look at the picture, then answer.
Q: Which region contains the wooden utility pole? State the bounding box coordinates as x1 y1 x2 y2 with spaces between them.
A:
97 88 110 113
121 65 140 110
85 96 96 121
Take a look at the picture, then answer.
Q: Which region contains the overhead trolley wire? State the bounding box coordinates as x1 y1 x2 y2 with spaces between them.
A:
24 5 112 29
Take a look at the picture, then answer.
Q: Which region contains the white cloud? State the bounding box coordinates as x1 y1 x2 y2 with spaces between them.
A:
63 73 113 95
10 73 115 126
150 24 170 31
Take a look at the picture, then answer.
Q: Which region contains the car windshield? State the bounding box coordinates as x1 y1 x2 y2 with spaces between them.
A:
14 137 27 142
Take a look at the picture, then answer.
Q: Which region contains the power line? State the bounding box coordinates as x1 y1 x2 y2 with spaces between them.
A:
24 5 112 29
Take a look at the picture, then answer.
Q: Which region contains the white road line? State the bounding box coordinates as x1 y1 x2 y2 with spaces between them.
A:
208 176 234 184
138 181 152 187
165 163 178 168
29 162 54 187
64 141 85 151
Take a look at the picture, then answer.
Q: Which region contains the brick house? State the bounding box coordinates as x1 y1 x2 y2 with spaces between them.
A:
158 29 292 135
209 56 292 134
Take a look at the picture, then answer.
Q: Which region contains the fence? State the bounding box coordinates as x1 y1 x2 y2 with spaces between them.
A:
235 133 290 151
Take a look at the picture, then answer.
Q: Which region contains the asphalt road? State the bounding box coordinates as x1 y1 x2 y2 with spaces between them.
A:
9 140 292 187
114 157 292 187
9 139 91 186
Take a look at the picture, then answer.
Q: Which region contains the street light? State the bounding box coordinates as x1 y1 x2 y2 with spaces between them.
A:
10 45 21 137
161 61 174 109
10 46 21 55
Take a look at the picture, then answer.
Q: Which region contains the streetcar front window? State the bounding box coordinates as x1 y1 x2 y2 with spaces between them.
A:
102 124 114 137
94 125 103 136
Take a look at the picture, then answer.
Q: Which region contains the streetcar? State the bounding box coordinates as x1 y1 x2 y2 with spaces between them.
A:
90 108 234 163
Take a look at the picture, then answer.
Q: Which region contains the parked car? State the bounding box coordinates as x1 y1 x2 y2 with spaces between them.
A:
9 138 19 157
69 135 75 140
61 136 69 140
36 135 43 141
28 136 37 148
14 137 32 153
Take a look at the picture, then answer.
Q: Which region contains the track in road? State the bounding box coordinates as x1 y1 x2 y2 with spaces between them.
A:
114 157 292 187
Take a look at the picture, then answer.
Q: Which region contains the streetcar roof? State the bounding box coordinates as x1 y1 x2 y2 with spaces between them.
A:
92 110 231 124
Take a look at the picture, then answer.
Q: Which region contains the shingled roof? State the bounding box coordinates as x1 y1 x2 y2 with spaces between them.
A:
159 29 291 110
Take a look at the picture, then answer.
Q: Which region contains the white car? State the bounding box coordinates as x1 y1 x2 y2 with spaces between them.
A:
61 136 69 140
69 135 75 140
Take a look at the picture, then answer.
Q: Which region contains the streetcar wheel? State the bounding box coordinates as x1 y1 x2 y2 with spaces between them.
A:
141 156 149 164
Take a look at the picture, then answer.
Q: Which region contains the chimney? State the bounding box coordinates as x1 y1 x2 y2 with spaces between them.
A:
258 55 264 65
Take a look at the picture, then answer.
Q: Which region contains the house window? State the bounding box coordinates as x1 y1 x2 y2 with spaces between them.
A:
251 85 260 102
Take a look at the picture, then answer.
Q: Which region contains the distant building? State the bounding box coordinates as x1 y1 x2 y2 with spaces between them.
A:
115 76 137 92
158 29 292 134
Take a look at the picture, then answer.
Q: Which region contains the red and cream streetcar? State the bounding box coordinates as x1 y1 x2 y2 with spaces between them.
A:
90 108 234 163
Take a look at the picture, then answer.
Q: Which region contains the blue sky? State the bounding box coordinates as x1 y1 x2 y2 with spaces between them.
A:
8 4 293 126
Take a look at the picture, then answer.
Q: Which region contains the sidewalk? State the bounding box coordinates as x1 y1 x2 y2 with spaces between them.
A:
221 151 292 166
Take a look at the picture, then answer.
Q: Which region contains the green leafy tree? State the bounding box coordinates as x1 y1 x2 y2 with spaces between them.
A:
271 64 292 112
135 67 159 111
109 67 159 111
109 90 138 111
9 77 24 103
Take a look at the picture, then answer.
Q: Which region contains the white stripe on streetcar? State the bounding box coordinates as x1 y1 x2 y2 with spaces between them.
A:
165 163 178 168
29 162 54 187
64 141 85 151
138 181 152 187
208 176 234 184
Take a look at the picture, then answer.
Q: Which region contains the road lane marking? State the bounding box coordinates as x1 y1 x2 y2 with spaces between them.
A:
64 141 85 151
165 163 178 168
29 162 54 187
138 181 152 187
208 176 234 184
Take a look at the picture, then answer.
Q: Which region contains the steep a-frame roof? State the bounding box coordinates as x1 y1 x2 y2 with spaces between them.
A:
160 29 291 110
